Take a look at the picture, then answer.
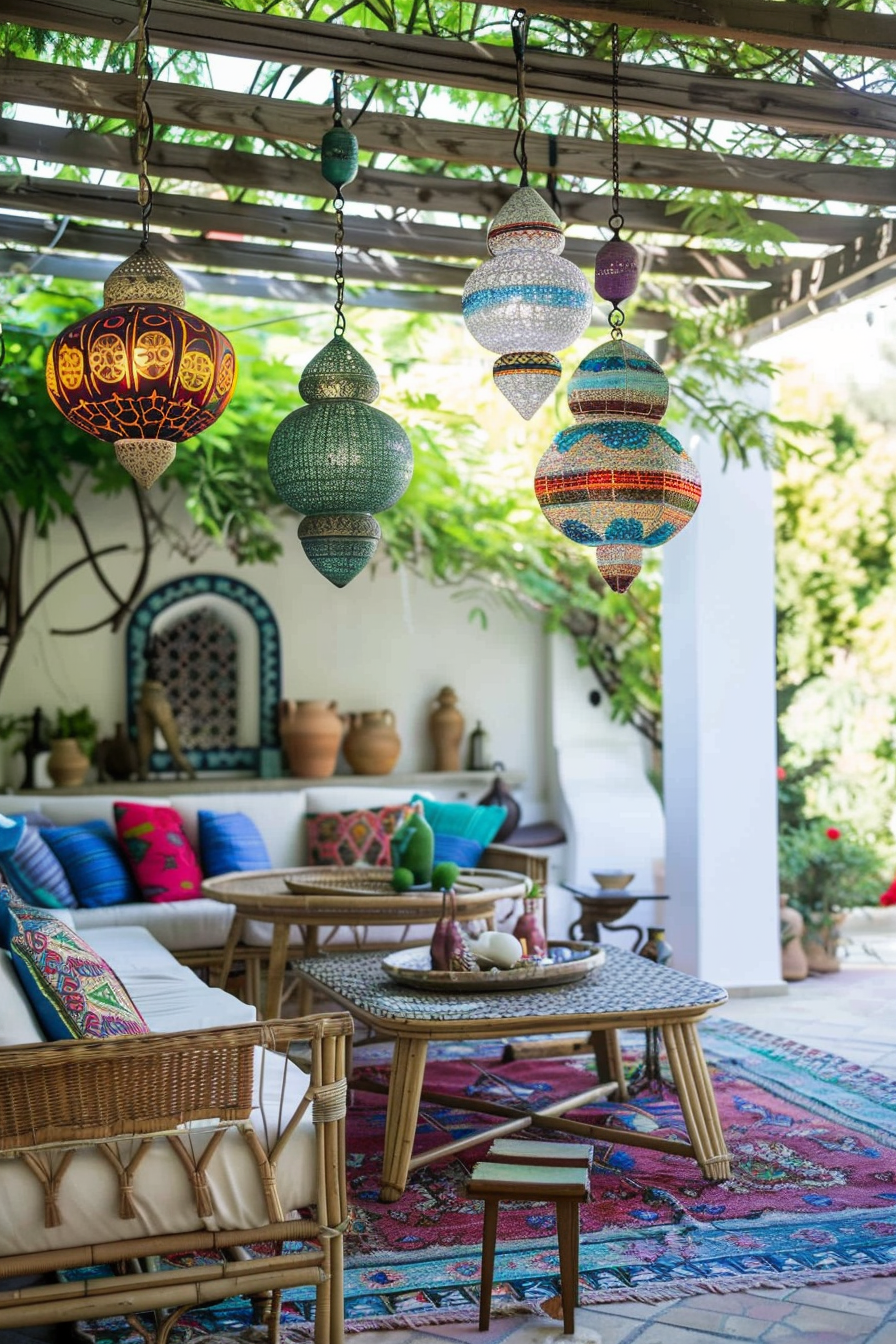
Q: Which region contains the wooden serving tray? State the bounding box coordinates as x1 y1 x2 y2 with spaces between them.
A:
285 868 485 900
381 941 606 993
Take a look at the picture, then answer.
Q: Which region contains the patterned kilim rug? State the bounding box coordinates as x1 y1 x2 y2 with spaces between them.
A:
70 1019 896 1342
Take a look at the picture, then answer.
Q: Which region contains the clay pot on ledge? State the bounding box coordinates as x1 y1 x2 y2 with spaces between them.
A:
802 911 845 974
429 687 464 772
344 710 401 776
47 737 90 788
279 699 344 778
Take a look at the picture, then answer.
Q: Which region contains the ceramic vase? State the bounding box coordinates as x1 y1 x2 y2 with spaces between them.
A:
802 911 844 974
477 772 521 842
97 723 139 782
429 687 464 771
639 927 672 965
780 894 809 982
278 699 344 778
343 710 401 775
47 737 90 788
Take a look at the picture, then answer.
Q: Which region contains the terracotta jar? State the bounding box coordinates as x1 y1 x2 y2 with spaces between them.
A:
780 893 809 982
429 686 464 772
47 737 90 788
344 710 401 776
278 699 343 778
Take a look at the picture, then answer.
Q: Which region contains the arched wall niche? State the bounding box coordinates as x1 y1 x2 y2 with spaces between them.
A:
125 575 282 773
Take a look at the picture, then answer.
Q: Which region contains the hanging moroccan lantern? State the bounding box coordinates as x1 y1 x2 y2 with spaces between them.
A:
268 72 413 587
593 237 642 305
268 337 413 588
43 0 235 488
535 340 701 592
461 12 592 420
46 247 236 489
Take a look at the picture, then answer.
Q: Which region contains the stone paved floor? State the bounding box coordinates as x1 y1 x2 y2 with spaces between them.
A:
348 959 896 1344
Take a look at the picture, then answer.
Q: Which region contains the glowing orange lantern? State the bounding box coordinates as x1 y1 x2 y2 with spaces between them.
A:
46 246 236 489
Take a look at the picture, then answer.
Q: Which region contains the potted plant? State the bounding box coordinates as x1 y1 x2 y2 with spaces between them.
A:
779 820 885 972
47 707 99 788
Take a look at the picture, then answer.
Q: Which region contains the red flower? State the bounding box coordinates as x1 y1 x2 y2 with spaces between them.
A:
826 827 841 841
882 880 896 907
776 766 786 781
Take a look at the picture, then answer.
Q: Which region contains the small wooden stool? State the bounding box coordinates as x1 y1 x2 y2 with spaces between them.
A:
466 1138 592 1334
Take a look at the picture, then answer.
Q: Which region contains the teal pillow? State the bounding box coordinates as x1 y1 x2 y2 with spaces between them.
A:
411 795 507 847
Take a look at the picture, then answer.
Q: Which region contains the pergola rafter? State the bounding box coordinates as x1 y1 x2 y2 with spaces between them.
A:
1 0 894 344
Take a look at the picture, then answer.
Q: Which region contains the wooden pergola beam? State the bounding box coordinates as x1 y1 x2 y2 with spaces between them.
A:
3 58 895 210
491 0 896 62
0 243 674 330
16 0 896 141
743 218 896 343
0 210 770 288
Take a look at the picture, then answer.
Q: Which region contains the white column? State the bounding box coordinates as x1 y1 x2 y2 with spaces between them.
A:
662 401 783 992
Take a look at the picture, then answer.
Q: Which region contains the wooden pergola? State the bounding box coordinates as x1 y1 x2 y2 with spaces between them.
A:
2 0 896 348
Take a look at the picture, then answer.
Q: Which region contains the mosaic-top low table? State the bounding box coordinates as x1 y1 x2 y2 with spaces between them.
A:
295 945 730 1201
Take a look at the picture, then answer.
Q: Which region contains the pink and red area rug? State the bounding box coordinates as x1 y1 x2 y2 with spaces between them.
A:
72 1018 896 1341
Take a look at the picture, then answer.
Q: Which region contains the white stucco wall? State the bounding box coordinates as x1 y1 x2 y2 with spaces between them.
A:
0 489 550 804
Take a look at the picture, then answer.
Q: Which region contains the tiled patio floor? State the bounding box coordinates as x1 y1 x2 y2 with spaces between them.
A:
349 962 896 1344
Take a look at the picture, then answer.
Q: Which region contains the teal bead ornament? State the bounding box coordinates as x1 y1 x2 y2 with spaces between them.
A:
321 126 359 188
268 336 413 587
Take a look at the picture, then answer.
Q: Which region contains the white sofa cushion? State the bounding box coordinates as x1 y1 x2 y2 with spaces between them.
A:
73 897 235 951
0 950 44 1046
86 926 257 1031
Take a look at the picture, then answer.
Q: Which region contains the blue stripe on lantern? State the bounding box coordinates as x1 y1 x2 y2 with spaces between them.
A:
462 285 591 316
606 517 645 542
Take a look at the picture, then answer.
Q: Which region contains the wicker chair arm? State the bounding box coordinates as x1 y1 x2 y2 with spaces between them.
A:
0 1012 353 1154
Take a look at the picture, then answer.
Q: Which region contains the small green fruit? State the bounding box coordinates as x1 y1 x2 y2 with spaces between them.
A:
432 861 460 891
392 867 415 893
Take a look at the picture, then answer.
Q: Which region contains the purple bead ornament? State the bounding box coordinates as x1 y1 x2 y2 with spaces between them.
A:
594 237 642 304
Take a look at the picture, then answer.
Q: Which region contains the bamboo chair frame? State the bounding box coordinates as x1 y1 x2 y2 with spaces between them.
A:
0 1012 352 1344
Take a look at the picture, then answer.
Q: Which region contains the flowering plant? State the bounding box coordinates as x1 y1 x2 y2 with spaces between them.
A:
779 820 885 930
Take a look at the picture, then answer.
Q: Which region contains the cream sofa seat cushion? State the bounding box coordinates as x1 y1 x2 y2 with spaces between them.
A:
73 898 236 952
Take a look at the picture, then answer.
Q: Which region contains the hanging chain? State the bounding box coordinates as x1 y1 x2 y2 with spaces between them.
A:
332 71 347 337
135 0 155 246
511 9 529 188
608 22 623 236
608 22 625 340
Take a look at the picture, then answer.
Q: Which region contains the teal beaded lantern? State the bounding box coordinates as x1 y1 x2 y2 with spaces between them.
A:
269 336 413 587
268 72 413 587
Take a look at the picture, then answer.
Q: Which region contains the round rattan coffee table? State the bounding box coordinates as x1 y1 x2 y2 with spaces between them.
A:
202 866 530 1017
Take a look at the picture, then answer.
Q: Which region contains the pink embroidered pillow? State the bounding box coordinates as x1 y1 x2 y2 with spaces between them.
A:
114 802 203 903
306 803 421 867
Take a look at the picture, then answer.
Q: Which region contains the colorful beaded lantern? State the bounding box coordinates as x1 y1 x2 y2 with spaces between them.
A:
462 187 592 419
535 340 701 592
593 237 642 304
46 246 237 489
268 337 413 588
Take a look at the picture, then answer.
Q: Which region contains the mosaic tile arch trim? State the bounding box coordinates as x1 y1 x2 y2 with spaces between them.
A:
125 575 282 773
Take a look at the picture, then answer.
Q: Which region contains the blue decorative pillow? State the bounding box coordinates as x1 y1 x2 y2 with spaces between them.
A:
411 795 507 849
432 832 484 868
43 820 138 908
198 810 271 877
0 816 65 911
9 907 148 1040
9 825 77 908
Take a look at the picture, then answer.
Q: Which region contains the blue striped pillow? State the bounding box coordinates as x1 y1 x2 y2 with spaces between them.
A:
10 825 77 908
198 810 271 877
43 820 138 908
432 832 484 868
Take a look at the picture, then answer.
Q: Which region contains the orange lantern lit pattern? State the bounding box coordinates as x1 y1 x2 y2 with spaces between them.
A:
46 247 236 489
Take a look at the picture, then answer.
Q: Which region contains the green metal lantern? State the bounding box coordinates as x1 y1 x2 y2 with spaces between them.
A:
268 336 413 587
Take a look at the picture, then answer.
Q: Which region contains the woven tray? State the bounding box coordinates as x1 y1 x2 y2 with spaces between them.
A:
381 941 606 993
284 868 486 899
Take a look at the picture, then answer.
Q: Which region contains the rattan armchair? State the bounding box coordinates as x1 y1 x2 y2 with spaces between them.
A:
0 1011 352 1344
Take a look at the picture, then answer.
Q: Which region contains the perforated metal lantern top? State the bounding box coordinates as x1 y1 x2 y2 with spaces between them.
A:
567 339 668 423
103 244 186 307
487 187 565 256
298 335 379 404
